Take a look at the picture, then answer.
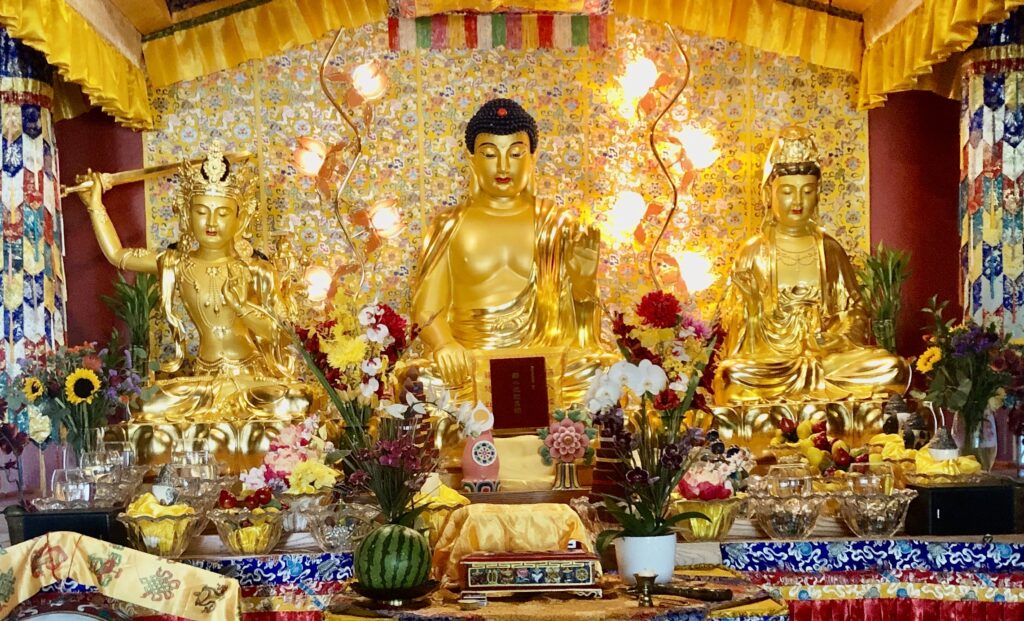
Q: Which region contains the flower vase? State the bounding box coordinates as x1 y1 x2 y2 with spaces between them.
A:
952 410 998 471
871 318 896 352
614 534 676 585
461 431 500 493
552 462 581 490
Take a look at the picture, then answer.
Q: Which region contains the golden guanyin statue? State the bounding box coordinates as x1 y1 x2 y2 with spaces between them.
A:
714 126 910 404
78 146 313 423
412 99 610 407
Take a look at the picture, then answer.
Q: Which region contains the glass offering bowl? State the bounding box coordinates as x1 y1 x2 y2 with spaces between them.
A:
278 491 334 533
836 489 918 537
208 508 285 555
119 513 204 558
748 493 827 539
308 504 379 553
671 496 746 542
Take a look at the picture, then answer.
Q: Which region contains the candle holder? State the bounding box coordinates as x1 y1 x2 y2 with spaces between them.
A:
634 573 656 607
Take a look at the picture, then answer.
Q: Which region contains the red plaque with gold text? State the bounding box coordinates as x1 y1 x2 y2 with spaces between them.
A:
489 357 549 431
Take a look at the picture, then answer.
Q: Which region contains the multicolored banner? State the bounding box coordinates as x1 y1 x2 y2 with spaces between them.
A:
387 13 609 50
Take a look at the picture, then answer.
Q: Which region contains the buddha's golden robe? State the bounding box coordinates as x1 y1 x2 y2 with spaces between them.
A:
136 250 312 423
414 197 609 406
714 229 910 404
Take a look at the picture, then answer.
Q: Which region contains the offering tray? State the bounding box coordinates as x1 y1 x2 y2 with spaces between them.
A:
903 471 988 486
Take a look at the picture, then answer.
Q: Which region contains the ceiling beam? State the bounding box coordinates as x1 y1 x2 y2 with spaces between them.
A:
107 0 172 35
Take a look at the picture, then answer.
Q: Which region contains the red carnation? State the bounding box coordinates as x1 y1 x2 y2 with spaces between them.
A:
636 291 682 329
652 389 680 411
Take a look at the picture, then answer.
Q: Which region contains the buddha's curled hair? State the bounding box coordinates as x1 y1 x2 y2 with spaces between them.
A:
465 98 538 154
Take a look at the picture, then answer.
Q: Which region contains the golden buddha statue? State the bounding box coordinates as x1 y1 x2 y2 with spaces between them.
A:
714 126 910 405
78 146 313 424
412 98 611 410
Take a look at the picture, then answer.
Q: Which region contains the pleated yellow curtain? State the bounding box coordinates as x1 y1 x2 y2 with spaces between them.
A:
143 0 389 88
613 0 864 74
0 0 153 129
859 0 1024 108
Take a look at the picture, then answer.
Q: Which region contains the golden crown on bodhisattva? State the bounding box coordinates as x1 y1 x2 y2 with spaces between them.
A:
762 125 819 185
177 142 253 204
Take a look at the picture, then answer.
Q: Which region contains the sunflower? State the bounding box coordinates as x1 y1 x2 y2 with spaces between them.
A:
22 377 44 403
916 346 943 374
65 368 101 405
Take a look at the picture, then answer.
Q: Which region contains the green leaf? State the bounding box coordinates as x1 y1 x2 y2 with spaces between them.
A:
666 511 710 525
595 529 624 553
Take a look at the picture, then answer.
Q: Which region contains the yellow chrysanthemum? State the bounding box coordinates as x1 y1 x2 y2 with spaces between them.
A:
321 335 368 370
65 368 101 405
631 327 675 350
916 346 942 374
287 460 339 494
22 377 44 403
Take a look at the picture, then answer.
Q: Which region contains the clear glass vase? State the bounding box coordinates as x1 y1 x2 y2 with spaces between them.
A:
952 409 997 471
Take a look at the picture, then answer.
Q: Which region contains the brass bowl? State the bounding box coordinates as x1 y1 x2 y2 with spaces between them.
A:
118 513 203 558
208 508 285 554
671 496 746 542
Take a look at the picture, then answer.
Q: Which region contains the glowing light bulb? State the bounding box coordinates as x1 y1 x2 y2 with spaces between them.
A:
620 57 658 99
605 191 646 243
675 250 715 292
369 199 402 239
304 265 333 302
674 126 720 170
293 137 327 177
351 61 387 102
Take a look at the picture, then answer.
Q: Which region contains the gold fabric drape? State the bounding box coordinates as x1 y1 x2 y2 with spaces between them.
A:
0 0 153 129
613 0 864 74
143 0 388 88
858 0 1024 108
0 531 241 621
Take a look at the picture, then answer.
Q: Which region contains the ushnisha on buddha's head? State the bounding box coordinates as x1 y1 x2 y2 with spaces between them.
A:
464 98 538 199
174 144 256 255
761 126 821 232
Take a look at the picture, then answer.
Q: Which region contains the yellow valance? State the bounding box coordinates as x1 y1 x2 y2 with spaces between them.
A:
613 0 864 74
143 0 389 88
0 0 154 129
858 0 1024 108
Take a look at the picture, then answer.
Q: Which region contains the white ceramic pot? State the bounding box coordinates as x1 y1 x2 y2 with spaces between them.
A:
614 534 676 585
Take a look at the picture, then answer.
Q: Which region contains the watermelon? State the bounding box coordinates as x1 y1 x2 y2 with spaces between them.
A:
355 524 431 590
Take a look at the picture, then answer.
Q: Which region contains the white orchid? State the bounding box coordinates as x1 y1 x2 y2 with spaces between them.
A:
361 357 383 376
366 324 389 343
359 377 380 399
358 303 381 326
456 401 494 438
668 376 690 393
382 390 429 419
607 361 639 389
426 385 452 412
626 359 668 396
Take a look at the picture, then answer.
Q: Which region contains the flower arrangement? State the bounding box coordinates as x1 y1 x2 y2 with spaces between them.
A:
916 298 1015 440
537 409 596 466
239 415 343 495
856 243 911 354
586 290 717 549
678 431 753 501
293 294 484 525
5 343 145 461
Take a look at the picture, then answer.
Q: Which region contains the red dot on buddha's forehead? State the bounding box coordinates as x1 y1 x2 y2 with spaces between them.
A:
497 107 508 117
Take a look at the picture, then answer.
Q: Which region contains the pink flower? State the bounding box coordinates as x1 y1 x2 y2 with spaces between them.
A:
274 424 306 450
544 418 589 463
265 447 307 477
679 466 733 500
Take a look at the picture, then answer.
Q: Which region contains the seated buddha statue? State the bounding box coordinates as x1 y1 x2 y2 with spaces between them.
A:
77 145 313 423
412 98 612 411
714 126 910 405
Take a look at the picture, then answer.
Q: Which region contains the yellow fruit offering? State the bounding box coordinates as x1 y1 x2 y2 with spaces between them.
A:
124 493 197 557
831 440 849 456
796 420 814 440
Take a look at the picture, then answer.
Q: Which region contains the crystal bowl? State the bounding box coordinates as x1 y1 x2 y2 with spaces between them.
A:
278 491 334 533
836 489 918 537
748 494 826 539
308 504 379 553
118 513 203 558
671 496 746 542
208 508 285 554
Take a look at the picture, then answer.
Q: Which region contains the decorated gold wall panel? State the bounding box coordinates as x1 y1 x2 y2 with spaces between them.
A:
143 16 867 355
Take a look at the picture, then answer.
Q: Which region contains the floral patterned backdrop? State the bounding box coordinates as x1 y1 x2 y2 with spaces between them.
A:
143 15 867 351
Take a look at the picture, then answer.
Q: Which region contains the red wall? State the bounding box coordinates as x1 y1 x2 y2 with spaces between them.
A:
55 109 145 346
868 91 963 357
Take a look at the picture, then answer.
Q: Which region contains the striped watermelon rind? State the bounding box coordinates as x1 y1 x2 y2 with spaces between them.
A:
355 524 431 590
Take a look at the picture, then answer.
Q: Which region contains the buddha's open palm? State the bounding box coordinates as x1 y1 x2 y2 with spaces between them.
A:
435 342 472 385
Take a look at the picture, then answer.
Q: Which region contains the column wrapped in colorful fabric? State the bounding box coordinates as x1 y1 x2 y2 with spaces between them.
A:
0 26 66 403
960 9 1024 336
